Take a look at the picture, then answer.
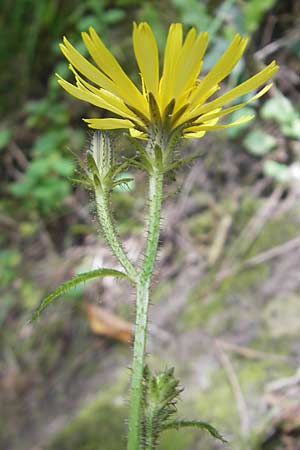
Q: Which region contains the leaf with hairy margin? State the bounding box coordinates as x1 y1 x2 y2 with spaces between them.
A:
162 420 227 443
31 268 132 322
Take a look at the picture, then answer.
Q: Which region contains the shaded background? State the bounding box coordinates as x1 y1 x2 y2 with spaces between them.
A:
1 0 300 449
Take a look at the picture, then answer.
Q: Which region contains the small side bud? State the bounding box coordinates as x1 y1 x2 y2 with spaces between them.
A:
87 131 115 189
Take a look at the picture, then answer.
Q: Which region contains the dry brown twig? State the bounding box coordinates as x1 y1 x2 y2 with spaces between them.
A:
214 341 250 438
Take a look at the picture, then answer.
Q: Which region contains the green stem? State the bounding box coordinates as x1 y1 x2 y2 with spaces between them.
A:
127 169 164 450
95 187 138 281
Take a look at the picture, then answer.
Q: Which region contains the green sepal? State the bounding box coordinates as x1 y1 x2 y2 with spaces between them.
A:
67 147 88 174
162 98 176 131
164 153 199 173
149 92 162 129
130 158 153 174
126 135 153 166
104 162 125 183
68 169 93 188
161 420 227 443
124 103 150 127
93 173 102 191
170 103 190 128
110 158 134 178
87 152 100 176
154 145 163 171
125 136 154 173
126 134 147 154
30 268 132 322
68 176 93 189
164 127 183 163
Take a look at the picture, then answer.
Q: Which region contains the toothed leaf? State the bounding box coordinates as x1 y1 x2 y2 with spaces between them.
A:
162 420 227 443
31 268 130 321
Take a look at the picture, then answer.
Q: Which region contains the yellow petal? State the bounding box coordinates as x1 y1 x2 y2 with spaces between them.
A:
133 22 159 98
185 114 254 133
173 84 220 126
69 65 143 123
57 76 122 115
159 23 183 108
183 130 207 139
193 83 273 124
190 34 249 107
193 62 278 116
82 28 147 114
83 118 134 129
173 31 208 101
60 38 115 92
129 128 147 139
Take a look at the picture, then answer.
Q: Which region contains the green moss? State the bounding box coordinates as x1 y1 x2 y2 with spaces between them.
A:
181 295 224 329
152 279 174 304
216 265 269 301
196 369 239 449
231 196 262 238
181 264 269 333
187 210 215 239
247 213 299 258
252 332 298 364
47 396 127 450
194 355 292 450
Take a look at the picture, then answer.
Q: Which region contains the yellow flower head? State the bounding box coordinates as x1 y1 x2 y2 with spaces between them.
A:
58 23 278 140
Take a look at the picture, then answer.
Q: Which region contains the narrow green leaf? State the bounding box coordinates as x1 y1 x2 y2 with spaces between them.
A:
31 268 131 322
162 420 227 443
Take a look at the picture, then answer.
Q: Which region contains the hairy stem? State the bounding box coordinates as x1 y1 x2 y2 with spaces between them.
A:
127 169 164 450
95 187 138 281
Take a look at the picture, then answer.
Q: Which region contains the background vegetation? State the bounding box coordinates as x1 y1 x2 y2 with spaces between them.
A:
1 0 300 449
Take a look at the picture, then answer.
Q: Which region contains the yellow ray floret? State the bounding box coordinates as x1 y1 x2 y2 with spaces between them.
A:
57 23 279 139
133 22 159 98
